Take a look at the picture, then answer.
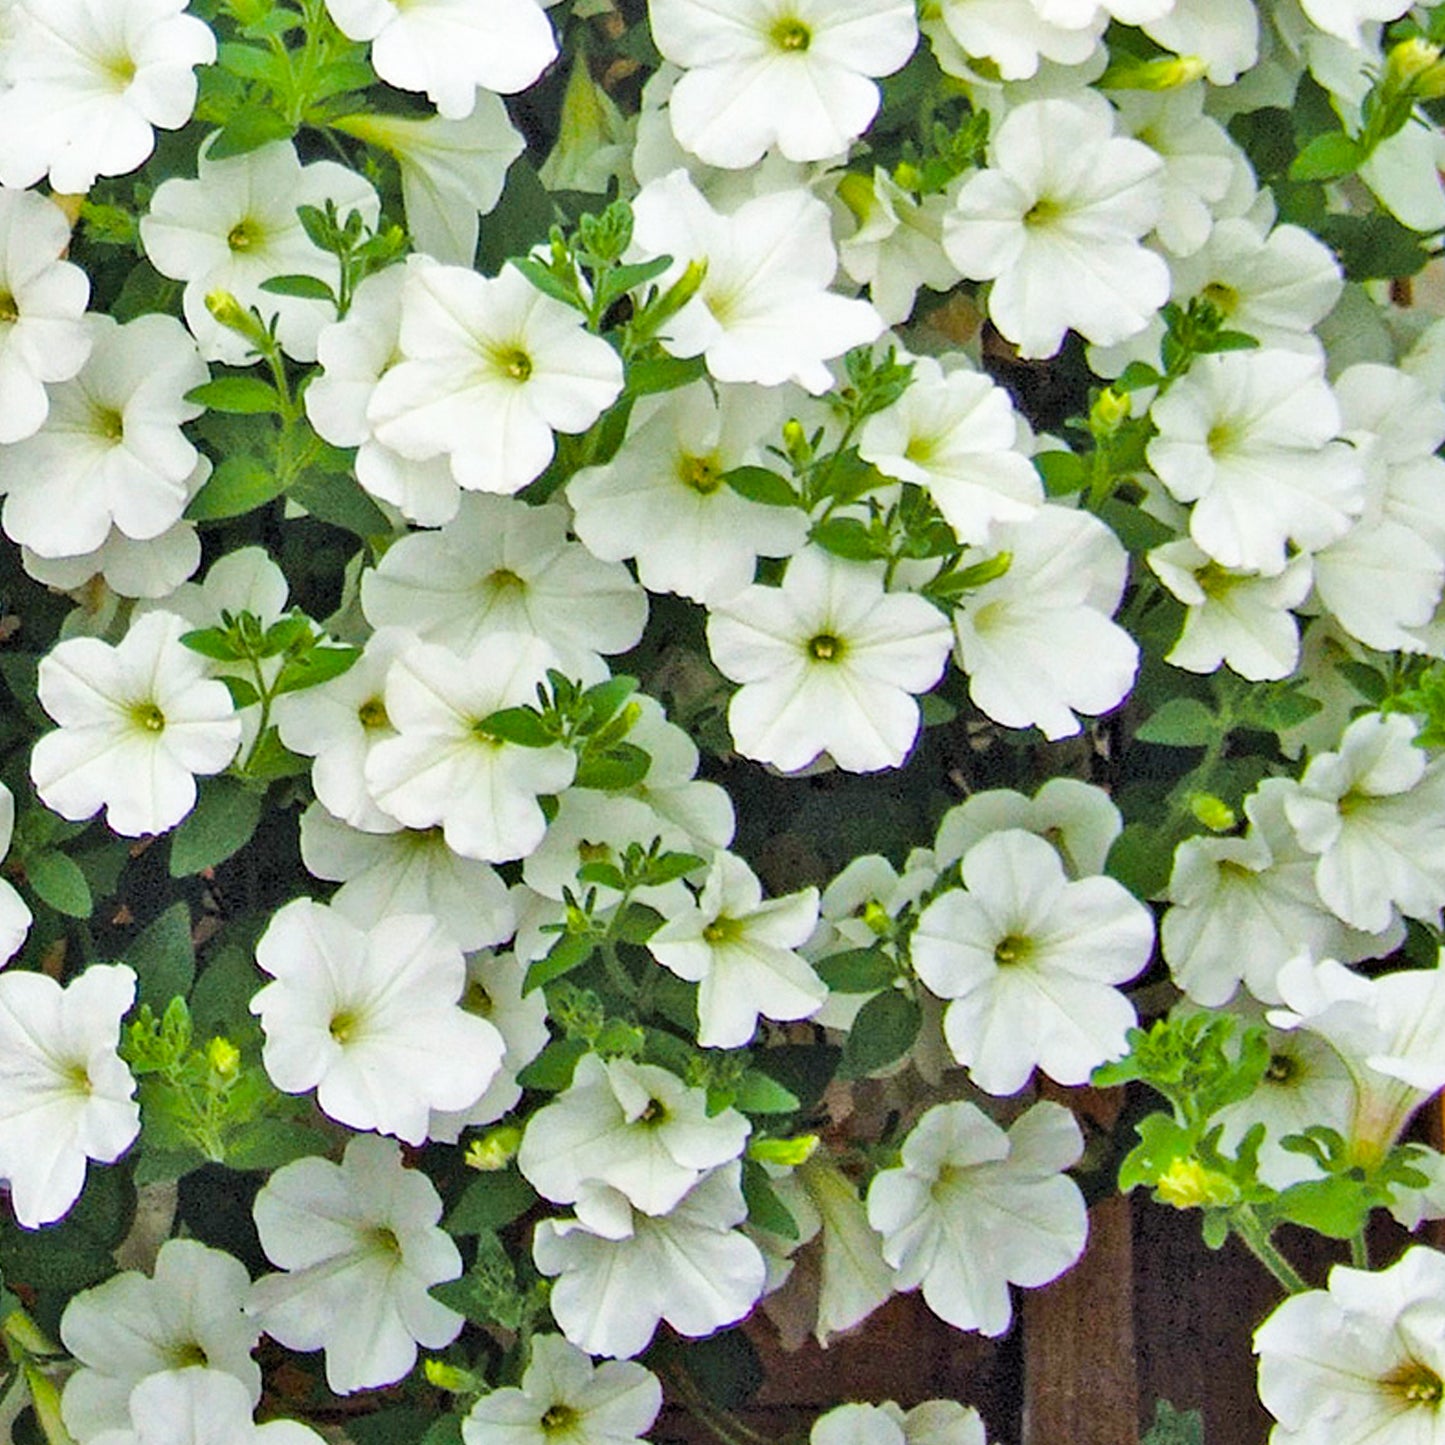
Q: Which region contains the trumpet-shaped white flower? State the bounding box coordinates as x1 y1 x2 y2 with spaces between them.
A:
1298 0 1411 46
631 170 884 393
922 0 1104 81
31 611 241 838
0 186 91 445
360 494 646 674
519 1055 750 1237
252 898 505 1143
1282 712 1445 935
323 0 557 116
707 547 953 773
86 1368 324 1445
368 261 624 496
533 1161 768 1359
1255 1247 1445 1442
363 634 577 863
141 140 380 365
249 1135 464 1395
950 505 1138 741
463 1335 661 1445
0 963 139 1229
913 829 1154 1095
934 778 1122 878
0 313 207 559
1147 349 1365 576
650 0 917 169
812 1400 989 1445
648 852 825 1048
866 1100 1088 1336
0 784 30 966
943 97 1167 359
61 1240 261 1443
0 0 216 193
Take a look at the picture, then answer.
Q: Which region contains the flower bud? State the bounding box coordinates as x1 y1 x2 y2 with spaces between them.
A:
206 1036 241 1080
748 1133 820 1167
1155 1156 1237 1209
465 1125 523 1171
1102 54 1208 91
424 1358 482 1393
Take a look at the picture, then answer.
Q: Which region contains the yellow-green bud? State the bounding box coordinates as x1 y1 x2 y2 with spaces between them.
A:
1101 54 1208 91
861 899 893 937
206 1036 241 1080
748 1133 820 1167
4 1309 60 1359
782 418 811 469
424 1358 481 1393
892 161 924 194
1155 1157 1237 1209
1189 793 1237 833
1388 37 1445 98
1090 386 1131 437
837 171 878 223
464 1125 523 1171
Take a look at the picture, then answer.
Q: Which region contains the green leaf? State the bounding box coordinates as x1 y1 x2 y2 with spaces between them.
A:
225 1120 332 1171
509 256 583 311
347 1411 435 1445
475 706 553 747
286 468 390 537
1135 698 1219 747
184 377 282 414
523 934 596 995
1034 450 1087 496
515 1036 587 1090
1289 131 1364 181
1105 823 1176 901
25 850 93 919
259 273 336 302
811 516 886 560
1236 683 1323 735
187 454 285 520
170 777 264 877
189 944 261 1038
446 1170 537 1234
1274 1177 1373 1239
625 355 707 396
581 674 638 727
272 644 361 697
180 626 245 661
1115 361 1163 393
733 1071 801 1115
575 743 651 790
124 901 196 1010
215 41 278 82
685 1328 765 1410
576 861 627 891
1142 1401 1204 1445
206 104 296 161
1117 1113 1193 1193
596 256 673 312
724 466 799 508
816 947 896 993
838 989 920 1078
1317 211 1432 281
240 726 311 781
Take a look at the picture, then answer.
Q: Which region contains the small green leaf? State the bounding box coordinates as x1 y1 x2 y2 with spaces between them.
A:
734 1072 801 1115
1034 450 1087 496
816 947 896 993
25 850 93 919
186 454 285 520
838 989 920 1078
124 902 196 1010
724 466 799 508
272 644 361 697
575 743 651 790
625 355 707 396
1274 1177 1373 1239
1135 698 1219 747
206 105 296 160
577 861 627 891
181 626 245 661
742 1160 799 1239
446 1170 537 1234
1115 361 1163 393
286 468 390 537
475 706 553 747
515 1037 587 1091
811 517 886 561
258 273 336 302
225 1121 332 1172
170 777 264 877
1289 131 1364 181
581 674 638 728
509 256 584 312
184 377 282 414
523 934 597 995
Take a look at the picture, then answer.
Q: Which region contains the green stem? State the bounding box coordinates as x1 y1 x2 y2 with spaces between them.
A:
1233 1209 1309 1295
1350 1229 1370 1270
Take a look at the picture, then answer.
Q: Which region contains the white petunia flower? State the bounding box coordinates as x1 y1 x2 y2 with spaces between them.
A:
650 0 917 169
299 805 515 953
912 830 1154 1095
0 186 92 445
934 778 1122 878
363 634 577 863
533 1161 768 1360
1298 0 1411 46
1255 1247 1445 1441
252 898 505 1143
60 1240 261 1443
812 1400 990 1445
923 0 1104 81
360 494 646 674
249 1134 464 1395
323 0 557 116
0 0 215 193
1142 0 1257 84
31 611 241 838
1282 712 1445 935
141 140 380 365
332 95 525 265
519 1055 750 1237
630 170 884 393
1147 348 1365 577
707 547 953 773
85 1368 324 1445
0 313 207 560
623 696 736 853
859 356 1040 546
950 504 1138 740
943 97 1168 359
866 1100 1088 1336
368 261 624 496
568 380 807 606
648 852 825 1048
462 1335 661 1445
0 963 139 1229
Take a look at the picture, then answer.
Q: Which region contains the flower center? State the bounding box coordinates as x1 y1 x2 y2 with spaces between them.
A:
227 220 259 252
495 346 533 382
807 633 844 662
904 434 938 466
993 933 1032 966
541 1404 579 1435
1023 196 1062 228
638 1097 668 1126
486 567 526 597
130 702 166 733
0 292 17 325
1201 281 1239 318
329 1009 359 1043
463 980 494 1016
703 916 741 945
679 453 723 494
770 16 811 51
1265 1053 1297 1084
1195 561 1241 600
1206 420 1239 457
104 51 138 89
357 696 389 730
93 406 125 443
65 1062 93 1096
169 1341 209 1369
368 1225 401 1256
1384 1360 1445 1407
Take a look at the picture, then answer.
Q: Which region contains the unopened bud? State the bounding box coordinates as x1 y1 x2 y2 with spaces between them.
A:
1189 793 1237 833
464 1125 522 1171
1090 386 1131 437
892 160 924 193
1102 54 1208 91
651 258 707 322
1388 37 1445 98
204 290 268 351
425 1358 482 1393
782 418 812 469
206 1036 241 1080
748 1133 820 1167
1155 1156 1237 1210
861 899 893 937
837 171 877 222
